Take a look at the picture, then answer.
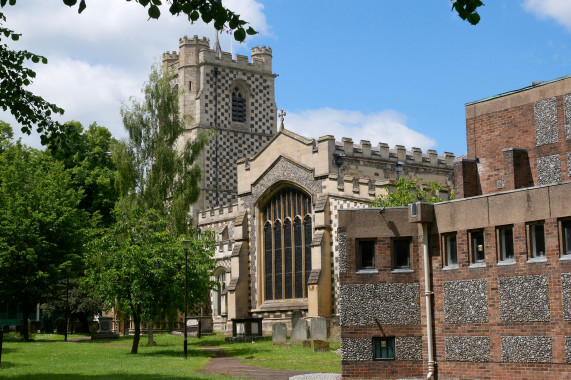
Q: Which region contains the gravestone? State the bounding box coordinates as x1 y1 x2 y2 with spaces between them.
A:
329 317 340 343
291 310 302 330
310 317 327 341
55 317 66 335
313 339 330 352
31 321 41 333
272 323 287 345
302 340 312 348
2 325 9 334
43 320 53 334
91 317 118 340
290 318 308 345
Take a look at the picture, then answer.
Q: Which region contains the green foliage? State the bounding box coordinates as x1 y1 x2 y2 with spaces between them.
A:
0 142 89 340
370 177 451 207
117 63 208 235
452 0 484 25
85 207 216 354
47 121 119 227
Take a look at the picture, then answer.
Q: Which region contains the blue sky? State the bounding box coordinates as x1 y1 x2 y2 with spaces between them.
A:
3 1 571 156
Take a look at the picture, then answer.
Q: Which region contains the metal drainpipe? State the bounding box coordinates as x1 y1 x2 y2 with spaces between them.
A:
423 223 435 379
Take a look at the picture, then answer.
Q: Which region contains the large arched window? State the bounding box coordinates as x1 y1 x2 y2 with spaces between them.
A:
212 269 227 316
262 188 312 301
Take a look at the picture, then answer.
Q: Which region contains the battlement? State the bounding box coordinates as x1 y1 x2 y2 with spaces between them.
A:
198 203 239 225
179 35 210 48
333 137 455 168
251 45 272 56
163 35 274 73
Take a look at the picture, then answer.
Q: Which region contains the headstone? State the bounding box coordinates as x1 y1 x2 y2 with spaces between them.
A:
313 339 330 352
290 318 308 345
329 317 340 343
43 320 53 334
272 323 287 345
291 310 302 330
302 340 312 348
31 321 41 333
2 325 9 334
91 317 119 340
56 317 66 335
310 317 327 341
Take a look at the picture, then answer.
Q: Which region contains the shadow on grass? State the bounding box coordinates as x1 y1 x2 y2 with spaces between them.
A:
0 361 28 369
0 374 216 379
137 348 215 359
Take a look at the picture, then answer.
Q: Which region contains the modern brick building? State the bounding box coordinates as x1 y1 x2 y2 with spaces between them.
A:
339 76 571 379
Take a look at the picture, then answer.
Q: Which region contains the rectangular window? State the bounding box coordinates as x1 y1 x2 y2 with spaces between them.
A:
528 222 546 259
189 81 192 90
498 226 514 262
358 239 376 270
394 238 411 269
373 337 395 360
561 219 571 256
470 229 485 264
443 233 458 268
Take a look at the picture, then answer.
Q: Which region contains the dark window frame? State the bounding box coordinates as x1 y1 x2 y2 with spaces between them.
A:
393 238 412 269
527 221 546 259
469 229 485 264
372 337 396 360
497 225 515 262
442 233 458 268
560 218 571 257
357 239 376 271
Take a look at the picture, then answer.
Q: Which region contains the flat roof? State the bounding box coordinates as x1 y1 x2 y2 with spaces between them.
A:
465 74 571 106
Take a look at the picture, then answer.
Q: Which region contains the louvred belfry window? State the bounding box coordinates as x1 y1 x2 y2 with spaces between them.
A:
262 188 312 301
232 87 246 122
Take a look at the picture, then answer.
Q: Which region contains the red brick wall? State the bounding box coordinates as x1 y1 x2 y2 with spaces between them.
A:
462 92 571 198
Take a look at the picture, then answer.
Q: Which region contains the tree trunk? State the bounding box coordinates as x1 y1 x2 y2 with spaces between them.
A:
147 320 154 346
21 304 30 342
131 308 141 354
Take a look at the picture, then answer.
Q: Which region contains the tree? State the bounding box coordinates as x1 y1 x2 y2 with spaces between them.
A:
452 0 484 25
370 177 452 208
116 63 208 235
47 121 119 227
85 207 215 354
0 129 89 341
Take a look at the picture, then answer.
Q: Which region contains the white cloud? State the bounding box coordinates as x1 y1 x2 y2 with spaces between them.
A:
285 108 437 150
523 0 571 30
1 0 268 147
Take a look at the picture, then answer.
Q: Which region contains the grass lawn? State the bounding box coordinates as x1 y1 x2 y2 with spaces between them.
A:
0 333 341 379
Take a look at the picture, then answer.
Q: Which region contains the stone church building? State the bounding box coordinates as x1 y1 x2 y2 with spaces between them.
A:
163 36 456 335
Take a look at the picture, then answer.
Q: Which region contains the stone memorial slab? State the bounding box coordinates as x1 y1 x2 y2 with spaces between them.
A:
313 339 330 352
329 317 340 343
291 318 308 345
310 317 327 341
272 323 287 345
291 310 303 330
302 339 312 348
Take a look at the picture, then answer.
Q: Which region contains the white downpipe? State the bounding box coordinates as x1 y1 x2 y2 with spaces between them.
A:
423 223 435 379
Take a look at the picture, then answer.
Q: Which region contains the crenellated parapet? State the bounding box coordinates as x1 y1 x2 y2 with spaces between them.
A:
198 203 239 225
334 137 455 169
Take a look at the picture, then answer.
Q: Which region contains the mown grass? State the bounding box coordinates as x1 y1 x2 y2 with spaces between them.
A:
0 333 341 378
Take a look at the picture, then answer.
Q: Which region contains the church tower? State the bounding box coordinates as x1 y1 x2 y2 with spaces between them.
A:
163 35 278 215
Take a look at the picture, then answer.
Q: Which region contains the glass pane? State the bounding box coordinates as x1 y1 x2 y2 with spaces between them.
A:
502 228 514 260
274 221 282 300
565 220 571 255
394 239 410 268
304 217 312 296
264 223 273 300
294 219 303 298
472 231 485 262
532 224 545 257
447 235 457 265
359 240 375 269
284 220 293 299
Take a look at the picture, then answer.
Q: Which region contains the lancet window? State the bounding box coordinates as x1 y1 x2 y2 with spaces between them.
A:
262 188 312 301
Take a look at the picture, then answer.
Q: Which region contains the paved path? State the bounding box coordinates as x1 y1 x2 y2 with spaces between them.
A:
196 346 338 380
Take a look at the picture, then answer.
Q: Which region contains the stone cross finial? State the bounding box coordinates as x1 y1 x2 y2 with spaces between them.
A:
278 109 286 131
